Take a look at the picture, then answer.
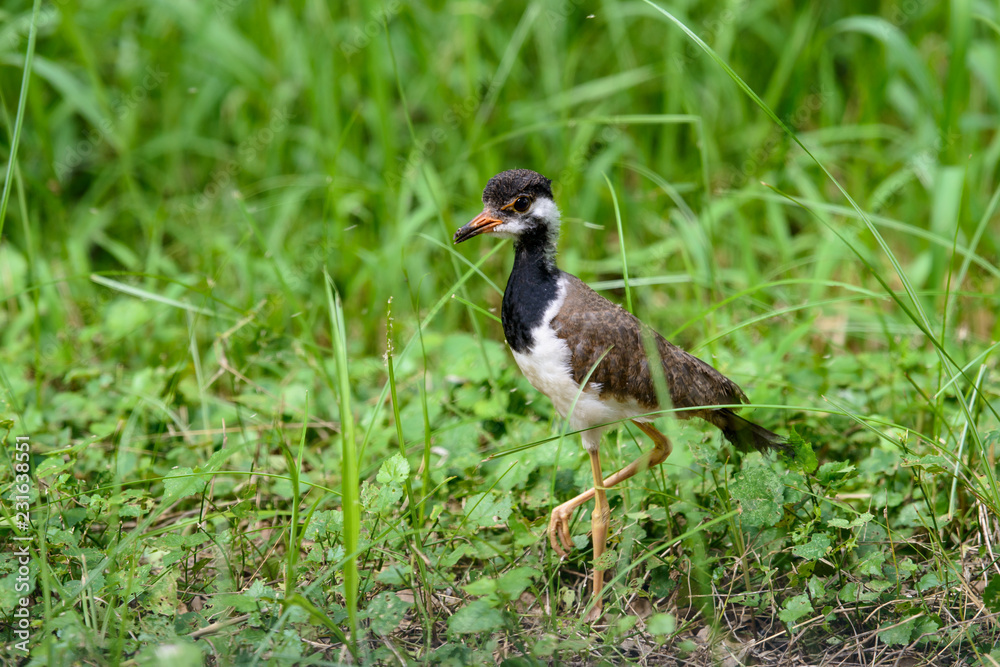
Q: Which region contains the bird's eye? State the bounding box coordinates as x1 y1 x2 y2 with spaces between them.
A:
513 196 531 213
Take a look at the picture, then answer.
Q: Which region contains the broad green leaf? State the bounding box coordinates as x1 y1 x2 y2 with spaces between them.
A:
0 574 28 612
374 484 404 516
984 574 1000 613
889 557 918 581
649 566 676 598
732 593 761 607
613 619 638 640
35 455 74 478
784 429 817 473
246 580 274 599
377 453 410 485
366 591 412 635
376 564 409 586
439 544 473 568
146 569 179 615
135 640 203 667
900 454 950 474
593 548 618 570
215 593 258 613
912 616 940 643
877 616 915 645
857 549 886 577
896 502 946 528
533 635 559 657
778 594 813 625
447 599 504 634
201 442 245 474
807 576 827 599
441 335 509 384
817 461 856 487
831 511 875 529
730 465 783 527
917 572 940 592
163 468 200 503
840 581 879 603
792 533 831 560
463 577 497 596
465 492 513 528
867 579 892 593
839 582 857 601
364 454 409 516
119 502 144 518
647 612 675 636
304 510 343 540
497 567 540 599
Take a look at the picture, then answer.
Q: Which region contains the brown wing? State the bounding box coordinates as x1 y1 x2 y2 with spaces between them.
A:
550 273 748 418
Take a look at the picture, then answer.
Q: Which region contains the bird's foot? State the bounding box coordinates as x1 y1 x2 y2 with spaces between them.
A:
548 504 576 557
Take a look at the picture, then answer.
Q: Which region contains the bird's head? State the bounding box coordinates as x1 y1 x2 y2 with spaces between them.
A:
453 169 560 245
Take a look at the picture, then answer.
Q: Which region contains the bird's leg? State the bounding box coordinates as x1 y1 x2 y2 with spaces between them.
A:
548 421 673 555
585 447 609 623
631 421 673 465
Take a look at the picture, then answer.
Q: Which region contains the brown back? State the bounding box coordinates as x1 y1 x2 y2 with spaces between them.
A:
550 274 749 417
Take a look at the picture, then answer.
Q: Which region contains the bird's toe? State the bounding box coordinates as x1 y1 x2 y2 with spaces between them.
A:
548 508 574 557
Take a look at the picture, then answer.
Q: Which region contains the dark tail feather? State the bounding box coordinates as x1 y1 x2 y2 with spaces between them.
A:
715 409 789 455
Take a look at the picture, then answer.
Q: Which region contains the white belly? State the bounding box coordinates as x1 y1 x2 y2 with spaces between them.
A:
511 277 647 446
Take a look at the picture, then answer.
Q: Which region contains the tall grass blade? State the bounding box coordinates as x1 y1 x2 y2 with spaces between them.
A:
0 0 41 243
324 269 359 651
385 297 419 528
604 173 632 313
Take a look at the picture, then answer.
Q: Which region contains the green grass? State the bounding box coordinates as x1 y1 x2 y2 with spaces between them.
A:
2 0 1000 664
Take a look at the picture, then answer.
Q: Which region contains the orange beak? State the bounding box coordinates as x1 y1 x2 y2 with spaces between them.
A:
453 210 503 244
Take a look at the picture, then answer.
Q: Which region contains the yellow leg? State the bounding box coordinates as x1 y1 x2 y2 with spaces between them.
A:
548 421 673 555
584 447 609 622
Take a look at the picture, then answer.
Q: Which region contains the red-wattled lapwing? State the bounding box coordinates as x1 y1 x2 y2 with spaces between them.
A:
453 169 787 622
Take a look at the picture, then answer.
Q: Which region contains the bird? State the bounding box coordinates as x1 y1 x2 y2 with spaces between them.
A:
453 168 787 622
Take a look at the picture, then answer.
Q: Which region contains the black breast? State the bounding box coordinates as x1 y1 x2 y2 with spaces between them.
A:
501 228 560 353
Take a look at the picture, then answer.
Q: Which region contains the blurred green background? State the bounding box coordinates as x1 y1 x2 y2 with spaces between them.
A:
1 0 999 664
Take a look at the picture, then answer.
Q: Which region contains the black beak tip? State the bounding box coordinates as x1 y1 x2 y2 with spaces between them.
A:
453 222 482 244
454 211 499 244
